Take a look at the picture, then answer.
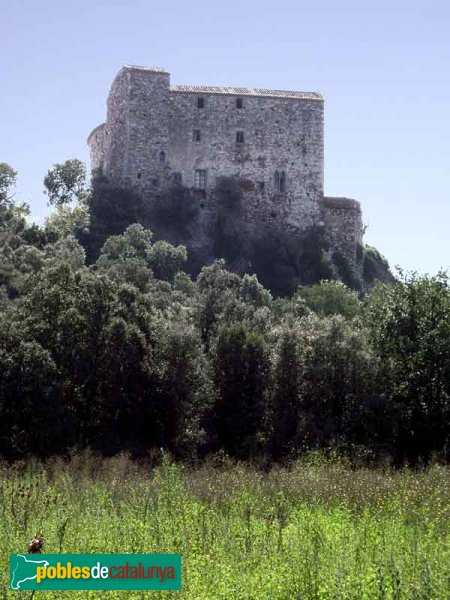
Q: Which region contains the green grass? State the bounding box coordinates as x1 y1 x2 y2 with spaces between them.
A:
1 454 449 599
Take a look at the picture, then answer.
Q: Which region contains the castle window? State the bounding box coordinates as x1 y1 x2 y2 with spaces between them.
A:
258 181 265 193
137 172 142 179
236 97 243 109
193 129 201 142
197 97 204 108
159 150 166 163
236 131 244 144
194 169 206 190
274 170 286 193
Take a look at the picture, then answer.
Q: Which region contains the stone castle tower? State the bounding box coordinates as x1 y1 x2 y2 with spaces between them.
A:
88 65 363 265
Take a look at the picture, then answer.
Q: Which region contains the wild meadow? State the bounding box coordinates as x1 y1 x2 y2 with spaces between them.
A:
1 454 449 599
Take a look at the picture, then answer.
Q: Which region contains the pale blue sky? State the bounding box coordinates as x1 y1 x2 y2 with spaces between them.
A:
1 0 449 274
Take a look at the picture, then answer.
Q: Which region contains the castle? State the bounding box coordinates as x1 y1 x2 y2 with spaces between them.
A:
88 65 363 267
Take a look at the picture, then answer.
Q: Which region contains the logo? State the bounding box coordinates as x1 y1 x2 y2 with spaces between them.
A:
10 554 181 591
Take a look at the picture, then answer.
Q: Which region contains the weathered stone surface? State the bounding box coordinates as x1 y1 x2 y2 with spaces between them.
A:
87 65 364 269
321 197 363 268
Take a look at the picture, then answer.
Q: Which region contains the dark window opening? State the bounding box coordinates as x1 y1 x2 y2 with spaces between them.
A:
258 181 265 192
173 172 182 184
236 131 244 144
236 97 243 109
274 170 286 192
197 97 204 108
193 129 201 142
200 202 205 209
194 189 206 200
271 210 277 218
159 150 166 163
137 172 142 179
194 169 206 190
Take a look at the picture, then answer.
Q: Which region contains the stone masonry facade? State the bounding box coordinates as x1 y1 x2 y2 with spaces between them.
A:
87 65 363 266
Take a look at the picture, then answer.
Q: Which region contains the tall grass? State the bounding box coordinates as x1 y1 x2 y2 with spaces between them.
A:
1 453 449 599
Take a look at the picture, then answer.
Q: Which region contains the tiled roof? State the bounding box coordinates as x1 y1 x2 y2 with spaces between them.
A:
170 85 323 101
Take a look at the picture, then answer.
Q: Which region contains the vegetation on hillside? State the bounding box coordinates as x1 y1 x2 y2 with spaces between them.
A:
0 161 449 466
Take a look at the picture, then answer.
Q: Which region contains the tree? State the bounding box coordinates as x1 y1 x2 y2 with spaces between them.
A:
153 323 213 458
0 328 66 458
297 314 379 452
83 174 153 262
96 257 153 291
149 240 187 282
248 227 333 297
99 223 153 261
196 260 241 344
149 183 198 243
44 235 86 270
364 272 450 464
44 202 90 239
43 159 86 206
297 280 360 319
93 314 155 454
97 224 187 283
212 323 270 458
0 199 55 298
271 327 304 460
240 274 272 307
0 163 17 205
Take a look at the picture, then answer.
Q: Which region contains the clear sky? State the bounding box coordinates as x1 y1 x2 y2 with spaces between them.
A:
1 0 449 275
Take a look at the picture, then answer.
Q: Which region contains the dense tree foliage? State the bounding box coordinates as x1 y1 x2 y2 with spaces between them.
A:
43 159 87 206
81 173 153 262
0 162 448 465
213 323 270 458
364 272 450 464
148 183 199 244
0 163 17 205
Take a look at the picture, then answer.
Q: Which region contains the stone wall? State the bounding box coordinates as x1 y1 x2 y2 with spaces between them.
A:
103 67 132 183
87 65 364 270
87 123 106 173
167 89 324 230
321 196 363 266
88 65 324 231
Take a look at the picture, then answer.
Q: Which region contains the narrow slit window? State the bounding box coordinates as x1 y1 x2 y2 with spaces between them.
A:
197 97 204 108
275 170 286 192
159 150 166 163
236 97 243 109
193 129 201 142
236 131 244 144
